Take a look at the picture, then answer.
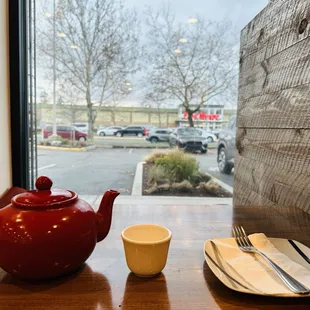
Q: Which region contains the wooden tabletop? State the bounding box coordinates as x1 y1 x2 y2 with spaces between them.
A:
1 197 310 309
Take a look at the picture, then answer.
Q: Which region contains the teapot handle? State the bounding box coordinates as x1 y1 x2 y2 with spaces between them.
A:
0 187 27 209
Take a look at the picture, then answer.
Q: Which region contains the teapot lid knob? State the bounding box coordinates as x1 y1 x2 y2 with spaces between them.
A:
35 176 53 191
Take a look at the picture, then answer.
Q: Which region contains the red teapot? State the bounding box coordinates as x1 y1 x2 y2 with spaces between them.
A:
0 176 119 280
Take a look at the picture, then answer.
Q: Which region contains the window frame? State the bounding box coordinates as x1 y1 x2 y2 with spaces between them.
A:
9 0 30 189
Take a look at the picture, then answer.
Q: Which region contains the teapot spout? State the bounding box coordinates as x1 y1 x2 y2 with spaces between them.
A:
96 190 120 242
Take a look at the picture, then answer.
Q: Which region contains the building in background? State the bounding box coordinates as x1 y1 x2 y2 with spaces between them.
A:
177 104 230 130
36 102 236 129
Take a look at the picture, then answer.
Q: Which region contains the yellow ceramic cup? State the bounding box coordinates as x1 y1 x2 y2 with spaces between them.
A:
121 224 172 277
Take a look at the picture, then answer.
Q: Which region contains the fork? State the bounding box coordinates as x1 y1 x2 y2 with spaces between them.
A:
232 226 310 295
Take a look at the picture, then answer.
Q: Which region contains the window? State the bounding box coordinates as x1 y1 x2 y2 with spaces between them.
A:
13 0 269 198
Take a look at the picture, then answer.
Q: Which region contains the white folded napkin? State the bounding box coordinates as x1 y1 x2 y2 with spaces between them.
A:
209 233 310 296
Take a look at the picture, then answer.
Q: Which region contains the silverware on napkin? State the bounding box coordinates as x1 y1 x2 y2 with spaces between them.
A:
232 226 310 295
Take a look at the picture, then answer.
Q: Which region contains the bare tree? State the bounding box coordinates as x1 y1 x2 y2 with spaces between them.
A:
37 0 140 138
143 5 238 127
39 90 49 104
58 83 84 125
143 92 165 127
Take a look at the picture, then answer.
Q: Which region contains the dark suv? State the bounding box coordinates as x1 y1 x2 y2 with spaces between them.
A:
43 125 87 141
217 116 236 174
115 126 147 137
169 127 208 154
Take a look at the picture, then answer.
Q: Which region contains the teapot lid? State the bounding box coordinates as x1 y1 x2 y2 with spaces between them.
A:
12 176 78 209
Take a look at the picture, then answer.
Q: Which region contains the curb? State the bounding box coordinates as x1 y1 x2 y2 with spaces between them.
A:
204 172 233 194
97 145 168 149
96 145 217 150
132 161 233 197
38 145 97 152
131 162 145 195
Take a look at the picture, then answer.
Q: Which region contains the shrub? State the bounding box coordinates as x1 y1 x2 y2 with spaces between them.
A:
199 181 221 195
171 180 193 192
61 139 70 145
144 183 171 195
191 172 211 186
77 141 87 148
155 150 199 183
145 151 167 164
148 165 168 184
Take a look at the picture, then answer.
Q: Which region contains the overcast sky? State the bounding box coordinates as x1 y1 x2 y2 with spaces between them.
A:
124 0 269 107
126 0 268 31
37 0 269 107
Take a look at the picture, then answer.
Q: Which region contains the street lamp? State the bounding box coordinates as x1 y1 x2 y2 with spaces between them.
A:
71 44 78 49
128 87 133 91
57 32 66 38
179 38 187 43
175 49 182 54
125 82 131 86
188 17 198 24
52 0 57 137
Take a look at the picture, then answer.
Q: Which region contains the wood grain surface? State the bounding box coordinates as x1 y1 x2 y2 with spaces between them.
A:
235 0 310 213
0 198 310 309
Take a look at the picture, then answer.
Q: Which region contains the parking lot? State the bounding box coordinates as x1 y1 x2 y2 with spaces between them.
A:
38 148 234 195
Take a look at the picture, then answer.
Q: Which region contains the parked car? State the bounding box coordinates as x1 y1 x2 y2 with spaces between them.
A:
97 126 123 136
146 128 172 143
169 127 208 154
73 123 88 134
114 126 147 137
141 125 156 134
43 125 87 141
211 129 221 139
196 129 218 143
217 115 236 174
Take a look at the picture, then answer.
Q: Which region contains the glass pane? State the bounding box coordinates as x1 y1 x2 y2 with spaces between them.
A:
28 0 37 188
32 0 268 198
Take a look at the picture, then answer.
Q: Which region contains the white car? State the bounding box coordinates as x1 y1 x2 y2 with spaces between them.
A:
97 126 123 136
196 129 218 143
73 123 88 134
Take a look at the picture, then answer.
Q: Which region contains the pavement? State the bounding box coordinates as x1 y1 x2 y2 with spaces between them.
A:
37 148 234 195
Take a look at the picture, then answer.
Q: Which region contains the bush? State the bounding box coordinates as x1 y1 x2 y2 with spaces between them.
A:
61 139 70 145
171 180 193 192
155 150 199 183
145 151 167 164
77 141 87 148
148 165 168 184
199 181 221 195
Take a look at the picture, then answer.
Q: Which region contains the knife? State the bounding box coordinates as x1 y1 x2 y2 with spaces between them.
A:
288 240 310 265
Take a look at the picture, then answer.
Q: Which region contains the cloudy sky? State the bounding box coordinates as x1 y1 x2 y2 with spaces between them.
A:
124 0 269 107
126 0 268 31
37 0 269 107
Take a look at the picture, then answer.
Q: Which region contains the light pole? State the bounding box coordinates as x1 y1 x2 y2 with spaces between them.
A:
51 0 57 137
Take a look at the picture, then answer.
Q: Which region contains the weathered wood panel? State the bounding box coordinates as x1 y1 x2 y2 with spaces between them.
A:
235 155 310 213
237 128 310 174
240 0 310 68
239 35 310 103
234 0 310 214
238 84 310 128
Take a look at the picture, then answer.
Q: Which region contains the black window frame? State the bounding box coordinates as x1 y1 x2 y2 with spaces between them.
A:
9 0 29 189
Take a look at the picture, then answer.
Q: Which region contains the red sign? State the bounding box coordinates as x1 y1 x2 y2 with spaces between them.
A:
183 112 220 120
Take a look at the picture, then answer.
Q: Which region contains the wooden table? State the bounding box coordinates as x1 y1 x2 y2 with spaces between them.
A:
1 198 310 309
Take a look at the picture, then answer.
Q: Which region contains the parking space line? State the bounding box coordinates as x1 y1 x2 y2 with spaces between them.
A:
38 164 56 171
129 149 133 153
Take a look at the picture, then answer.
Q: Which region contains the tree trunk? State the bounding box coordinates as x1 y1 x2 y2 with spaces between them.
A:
157 112 162 127
86 94 94 139
187 112 194 127
111 110 116 125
